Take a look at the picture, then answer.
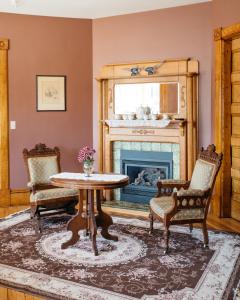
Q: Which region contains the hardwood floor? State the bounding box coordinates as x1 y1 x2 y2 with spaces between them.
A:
0 287 42 300
0 204 239 300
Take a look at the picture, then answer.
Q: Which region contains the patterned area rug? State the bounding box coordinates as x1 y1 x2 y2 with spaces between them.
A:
0 210 239 300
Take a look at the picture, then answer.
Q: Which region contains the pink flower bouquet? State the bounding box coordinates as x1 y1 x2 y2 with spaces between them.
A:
77 146 96 163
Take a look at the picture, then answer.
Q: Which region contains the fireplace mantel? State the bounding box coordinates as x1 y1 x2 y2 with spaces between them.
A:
96 59 199 197
105 119 171 128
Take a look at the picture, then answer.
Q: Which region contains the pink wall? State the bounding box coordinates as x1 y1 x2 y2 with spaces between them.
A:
0 13 93 188
212 0 240 28
92 3 213 167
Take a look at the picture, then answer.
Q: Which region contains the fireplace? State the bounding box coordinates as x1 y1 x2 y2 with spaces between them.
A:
120 150 173 203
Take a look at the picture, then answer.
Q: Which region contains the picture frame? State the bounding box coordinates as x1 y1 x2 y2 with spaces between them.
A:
36 75 66 111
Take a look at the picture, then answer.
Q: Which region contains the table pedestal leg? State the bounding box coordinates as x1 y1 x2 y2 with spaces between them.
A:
95 190 118 241
61 190 86 250
88 190 98 256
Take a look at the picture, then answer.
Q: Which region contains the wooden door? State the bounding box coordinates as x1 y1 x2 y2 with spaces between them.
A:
231 37 240 221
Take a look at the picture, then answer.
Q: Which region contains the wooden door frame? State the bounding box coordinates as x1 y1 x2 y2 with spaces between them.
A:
213 23 240 217
0 38 10 207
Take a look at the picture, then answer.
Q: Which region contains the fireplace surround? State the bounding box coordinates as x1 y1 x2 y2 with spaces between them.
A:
113 141 179 203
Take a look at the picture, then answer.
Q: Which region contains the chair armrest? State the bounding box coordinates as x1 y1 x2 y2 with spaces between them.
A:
27 182 36 193
27 182 34 188
156 180 190 196
177 189 205 197
174 188 211 210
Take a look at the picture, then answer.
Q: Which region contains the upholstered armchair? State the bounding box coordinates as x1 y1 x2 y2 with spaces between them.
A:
149 144 223 254
23 143 79 233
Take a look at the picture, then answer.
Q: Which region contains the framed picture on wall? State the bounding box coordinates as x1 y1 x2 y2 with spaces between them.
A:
36 75 66 111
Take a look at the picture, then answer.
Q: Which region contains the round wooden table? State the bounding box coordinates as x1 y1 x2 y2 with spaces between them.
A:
50 172 129 256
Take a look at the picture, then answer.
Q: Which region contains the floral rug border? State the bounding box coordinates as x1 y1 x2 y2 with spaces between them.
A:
0 211 239 300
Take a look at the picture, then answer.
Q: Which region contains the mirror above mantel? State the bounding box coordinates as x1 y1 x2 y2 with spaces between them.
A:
114 82 179 116
107 74 188 120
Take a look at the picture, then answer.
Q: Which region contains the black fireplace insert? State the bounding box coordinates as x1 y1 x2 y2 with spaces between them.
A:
120 150 173 203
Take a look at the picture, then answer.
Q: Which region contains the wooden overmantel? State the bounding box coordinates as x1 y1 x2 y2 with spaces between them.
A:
96 59 199 185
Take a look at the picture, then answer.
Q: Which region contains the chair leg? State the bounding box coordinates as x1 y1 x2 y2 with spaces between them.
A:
30 206 37 219
189 223 193 233
163 222 170 254
202 222 209 248
34 210 42 234
149 211 154 234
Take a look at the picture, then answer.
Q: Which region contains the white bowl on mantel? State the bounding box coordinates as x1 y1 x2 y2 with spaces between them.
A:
150 114 158 120
114 114 122 120
162 114 170 120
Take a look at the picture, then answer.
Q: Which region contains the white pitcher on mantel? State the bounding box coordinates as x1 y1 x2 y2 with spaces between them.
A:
136 105 145 120
136 105 151 120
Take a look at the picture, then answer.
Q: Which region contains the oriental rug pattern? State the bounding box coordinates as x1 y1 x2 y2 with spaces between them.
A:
0 210 239 300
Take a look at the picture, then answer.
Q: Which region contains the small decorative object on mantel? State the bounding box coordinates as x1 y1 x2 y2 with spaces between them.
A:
77 146 96 177
128 112 136 120
130 67 140 76
114 114 122 120
136 105 152 120
150 113 158 120
162 113 170 120
145 66 154 75
136 105 145 120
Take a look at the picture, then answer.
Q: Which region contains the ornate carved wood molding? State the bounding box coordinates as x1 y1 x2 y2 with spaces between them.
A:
0 39 9 50
222 23 240 40
97 59 198 80
214 28 222 41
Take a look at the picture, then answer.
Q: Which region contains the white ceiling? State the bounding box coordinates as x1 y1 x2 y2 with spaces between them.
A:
0 0 211 19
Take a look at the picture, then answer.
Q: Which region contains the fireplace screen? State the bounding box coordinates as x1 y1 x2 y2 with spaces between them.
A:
120 150 173 203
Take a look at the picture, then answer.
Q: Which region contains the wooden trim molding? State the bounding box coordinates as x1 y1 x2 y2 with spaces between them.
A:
10 189 29 206
214 28 222 41
213 23 240 217
222 23 240 40
0 38 9 207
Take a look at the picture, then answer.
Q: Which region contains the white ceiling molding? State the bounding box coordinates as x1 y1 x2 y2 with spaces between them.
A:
2 0 211 19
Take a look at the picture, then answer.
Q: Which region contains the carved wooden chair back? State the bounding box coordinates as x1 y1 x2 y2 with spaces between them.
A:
23 143 61 190
189 144 223 211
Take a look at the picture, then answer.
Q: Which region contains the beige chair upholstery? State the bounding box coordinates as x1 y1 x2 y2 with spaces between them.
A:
30 188 78 202
28 156 59 184
149 144 223 254
189 159 216 190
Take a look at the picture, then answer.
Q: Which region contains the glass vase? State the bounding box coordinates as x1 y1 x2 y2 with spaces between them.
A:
83 160 94 177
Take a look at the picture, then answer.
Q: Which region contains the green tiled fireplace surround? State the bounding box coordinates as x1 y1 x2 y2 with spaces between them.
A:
112 141 180 201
